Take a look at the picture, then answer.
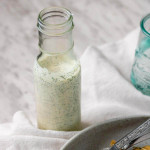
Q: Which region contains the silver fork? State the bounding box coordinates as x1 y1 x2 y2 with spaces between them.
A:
104 118 150 150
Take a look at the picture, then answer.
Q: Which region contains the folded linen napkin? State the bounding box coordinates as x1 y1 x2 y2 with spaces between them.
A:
1 28 150 150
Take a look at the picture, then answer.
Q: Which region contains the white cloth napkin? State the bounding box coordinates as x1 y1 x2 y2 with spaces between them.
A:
1 28 150 150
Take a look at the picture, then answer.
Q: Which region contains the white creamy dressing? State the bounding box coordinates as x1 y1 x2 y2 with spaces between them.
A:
34 52 81 131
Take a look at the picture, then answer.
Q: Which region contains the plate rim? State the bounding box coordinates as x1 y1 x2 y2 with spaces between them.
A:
61 115 150 150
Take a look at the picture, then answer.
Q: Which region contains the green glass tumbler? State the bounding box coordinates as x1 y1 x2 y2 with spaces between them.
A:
131 14 150 95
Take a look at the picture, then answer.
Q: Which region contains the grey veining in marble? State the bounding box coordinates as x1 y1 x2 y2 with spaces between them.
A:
0 0 150 123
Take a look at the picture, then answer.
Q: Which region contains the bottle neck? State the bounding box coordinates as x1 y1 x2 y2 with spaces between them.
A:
39 30 74 54
37 7 74 54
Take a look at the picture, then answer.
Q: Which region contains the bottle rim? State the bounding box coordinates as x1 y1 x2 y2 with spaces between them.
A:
140 14 150 38
37 7 74 36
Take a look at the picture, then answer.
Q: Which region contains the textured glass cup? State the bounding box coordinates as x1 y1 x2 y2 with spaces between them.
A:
131 14 150 95
34 7 81 131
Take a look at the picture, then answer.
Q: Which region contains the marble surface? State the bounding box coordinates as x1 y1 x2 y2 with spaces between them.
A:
0 0 150 123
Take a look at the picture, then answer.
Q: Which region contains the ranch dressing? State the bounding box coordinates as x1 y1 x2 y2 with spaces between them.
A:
34 52 81 130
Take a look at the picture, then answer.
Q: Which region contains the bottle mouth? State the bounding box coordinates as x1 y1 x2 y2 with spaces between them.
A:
140 14 150 38
37 7 74 36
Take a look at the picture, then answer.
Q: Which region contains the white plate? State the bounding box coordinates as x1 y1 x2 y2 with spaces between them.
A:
61 116 150 150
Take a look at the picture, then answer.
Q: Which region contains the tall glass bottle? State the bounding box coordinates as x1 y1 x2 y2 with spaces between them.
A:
34 7 81 131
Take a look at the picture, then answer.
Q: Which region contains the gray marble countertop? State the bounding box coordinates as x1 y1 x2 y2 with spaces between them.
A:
0 0 150 123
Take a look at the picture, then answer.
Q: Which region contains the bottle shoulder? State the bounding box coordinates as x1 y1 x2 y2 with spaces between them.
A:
34 53 81 82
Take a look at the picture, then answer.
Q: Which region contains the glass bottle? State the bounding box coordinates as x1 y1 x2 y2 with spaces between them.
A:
34 7 81 131
131 14 150 95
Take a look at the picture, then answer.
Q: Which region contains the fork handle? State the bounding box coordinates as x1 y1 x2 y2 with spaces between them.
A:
113 118 150 150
